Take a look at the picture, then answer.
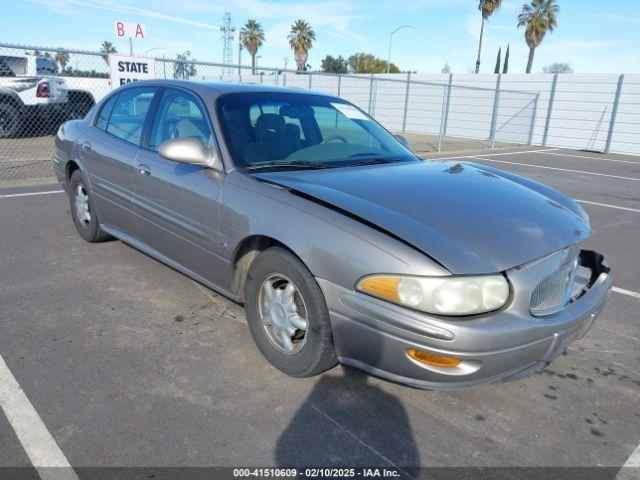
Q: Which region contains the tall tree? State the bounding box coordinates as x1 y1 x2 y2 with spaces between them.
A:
518 0 559 74
441 63 452 74
347 53 399 73
475 0 503 73
288 20 315 71
173 51 197 79
54 51 70 71
494 47 502 74
321 55 348 73
99 41 117 64
502 44 510 73
240 19 265 75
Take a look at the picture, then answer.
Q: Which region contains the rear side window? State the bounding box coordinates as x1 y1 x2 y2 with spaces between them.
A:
95 94 118 130
106 87 156 145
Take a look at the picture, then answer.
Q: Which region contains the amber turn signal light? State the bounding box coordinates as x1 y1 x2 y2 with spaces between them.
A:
407 348 462 368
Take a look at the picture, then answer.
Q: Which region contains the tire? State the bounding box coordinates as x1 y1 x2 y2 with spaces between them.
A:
0 101 23 139
244 247 338 377
68 169 112 242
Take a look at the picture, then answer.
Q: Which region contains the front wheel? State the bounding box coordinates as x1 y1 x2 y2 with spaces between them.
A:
244 247 338 377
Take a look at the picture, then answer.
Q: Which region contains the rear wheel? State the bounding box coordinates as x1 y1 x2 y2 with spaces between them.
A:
68 170 112 242
244 247 338 377
0 101 22 138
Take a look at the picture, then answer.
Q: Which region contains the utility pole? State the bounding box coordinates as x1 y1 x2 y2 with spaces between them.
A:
387 25 414 74
238 38 242 76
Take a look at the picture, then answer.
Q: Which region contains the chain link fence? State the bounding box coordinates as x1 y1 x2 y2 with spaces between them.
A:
0 42 539 183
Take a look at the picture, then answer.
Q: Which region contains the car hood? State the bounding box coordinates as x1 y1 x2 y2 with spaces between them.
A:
254 161 591 274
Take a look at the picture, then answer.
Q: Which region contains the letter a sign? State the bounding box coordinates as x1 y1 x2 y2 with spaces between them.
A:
115 21 146 39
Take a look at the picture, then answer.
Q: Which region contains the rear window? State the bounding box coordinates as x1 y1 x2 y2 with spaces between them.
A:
36 57 57 75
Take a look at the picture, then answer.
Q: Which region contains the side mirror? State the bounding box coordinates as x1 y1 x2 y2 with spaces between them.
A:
394 134 410 149
158 137 222 170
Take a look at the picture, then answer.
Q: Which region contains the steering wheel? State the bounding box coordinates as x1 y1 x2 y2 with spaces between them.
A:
321 135 348 144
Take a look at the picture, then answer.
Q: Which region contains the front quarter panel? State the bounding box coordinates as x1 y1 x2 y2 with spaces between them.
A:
220 171 450 290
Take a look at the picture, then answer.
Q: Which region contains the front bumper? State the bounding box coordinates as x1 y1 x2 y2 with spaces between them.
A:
319 250 611 389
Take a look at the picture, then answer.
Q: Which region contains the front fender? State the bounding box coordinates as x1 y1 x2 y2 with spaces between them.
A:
220 171 450 291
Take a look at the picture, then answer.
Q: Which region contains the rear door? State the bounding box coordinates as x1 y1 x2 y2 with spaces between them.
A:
79 86 158 237
133 87 227 286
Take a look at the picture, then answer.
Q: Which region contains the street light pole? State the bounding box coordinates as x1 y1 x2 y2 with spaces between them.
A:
387 25 414 74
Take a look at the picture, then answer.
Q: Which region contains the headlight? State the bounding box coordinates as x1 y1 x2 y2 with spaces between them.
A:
356 274 510 316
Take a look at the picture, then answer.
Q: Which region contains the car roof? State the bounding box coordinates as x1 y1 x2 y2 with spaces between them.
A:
116 79 335 99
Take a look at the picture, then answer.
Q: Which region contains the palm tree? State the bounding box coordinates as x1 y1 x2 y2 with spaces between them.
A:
288 20 315 71
54 51 70 71
475 0 502 73
518 0 559 74
240 19 265 75
99 41 117 64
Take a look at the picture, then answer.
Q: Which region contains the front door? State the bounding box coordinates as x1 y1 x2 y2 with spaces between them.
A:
133 87 227 287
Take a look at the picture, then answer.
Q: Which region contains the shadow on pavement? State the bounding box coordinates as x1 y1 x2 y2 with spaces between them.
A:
276 334 420 477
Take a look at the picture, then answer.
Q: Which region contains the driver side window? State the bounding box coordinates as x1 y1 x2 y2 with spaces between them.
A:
149 89 212 152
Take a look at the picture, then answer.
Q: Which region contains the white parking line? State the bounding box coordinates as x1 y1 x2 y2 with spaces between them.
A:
612 286 640 300
430 148 559 161
616 444 640 479
468 156 640 183
575 200 640 214
534 151 640 165
0 190 64 199
0 355 79 480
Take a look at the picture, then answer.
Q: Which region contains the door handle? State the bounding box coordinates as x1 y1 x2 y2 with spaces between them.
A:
137 164 151 177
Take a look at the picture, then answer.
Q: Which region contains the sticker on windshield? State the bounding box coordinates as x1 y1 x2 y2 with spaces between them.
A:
331 103 370 121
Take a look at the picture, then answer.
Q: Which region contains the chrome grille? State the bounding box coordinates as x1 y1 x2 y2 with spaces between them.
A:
530 257 579 316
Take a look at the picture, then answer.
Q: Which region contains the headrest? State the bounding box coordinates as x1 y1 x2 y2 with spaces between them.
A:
176 119 207 142
285 123 301 139
255 114 285 138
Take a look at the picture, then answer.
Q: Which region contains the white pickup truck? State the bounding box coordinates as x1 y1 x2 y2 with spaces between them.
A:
0 54 97 138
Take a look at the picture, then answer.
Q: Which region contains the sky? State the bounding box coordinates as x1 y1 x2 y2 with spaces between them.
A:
3 0 640 74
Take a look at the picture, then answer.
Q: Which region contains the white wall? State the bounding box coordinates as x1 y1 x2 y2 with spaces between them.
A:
63 69 638 156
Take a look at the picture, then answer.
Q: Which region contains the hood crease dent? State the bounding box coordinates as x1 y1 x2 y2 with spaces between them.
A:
254 161 591 274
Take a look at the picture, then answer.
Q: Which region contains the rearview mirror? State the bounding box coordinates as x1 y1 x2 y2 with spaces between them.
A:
158 137 222 170
394 134 410 149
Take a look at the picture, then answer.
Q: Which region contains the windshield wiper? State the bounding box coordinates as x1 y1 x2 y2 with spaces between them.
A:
245 161 330 171
348 157 400 166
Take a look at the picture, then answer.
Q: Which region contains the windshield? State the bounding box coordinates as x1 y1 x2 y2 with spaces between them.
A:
217 92 418 170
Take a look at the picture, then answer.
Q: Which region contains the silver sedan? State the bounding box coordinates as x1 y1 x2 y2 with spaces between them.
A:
53 80 611 389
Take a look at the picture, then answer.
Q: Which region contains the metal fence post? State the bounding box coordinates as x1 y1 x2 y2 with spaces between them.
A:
605 74 624 154
440 73 454 144
337 75 342 97
308 72 312 90
401 72 411 132
489 74 502 148
542 73 558 147
528 92 540 146
368 73 374 114
282 72 286 86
